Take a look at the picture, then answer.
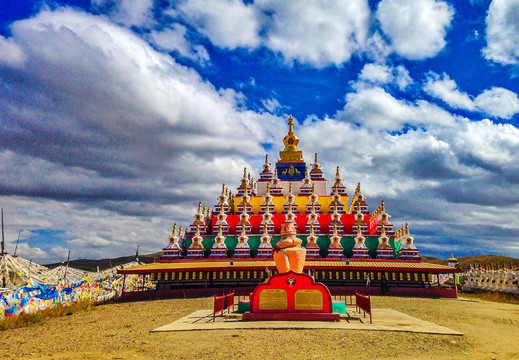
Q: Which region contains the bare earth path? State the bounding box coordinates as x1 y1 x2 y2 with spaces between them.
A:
0 296 517 360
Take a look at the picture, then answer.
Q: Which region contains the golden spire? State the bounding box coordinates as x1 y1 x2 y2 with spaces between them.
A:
263 223 268 236
288 182 292 194
288 202 293 213
274 168 278 179
197 201 202 213
314 153 318 163
381 200 385 212
279 115 303 161
195 223 200 236
381 224 386 236
334 201 338 213
266 182 270 193
218 223 223 236
309 225 315 236
333 222 338 236
222 183 225 193
405 223 410 236
355 182 361 194
203 204 206 214
172 223 177 235
356 224 362 237
336 166 340 177
311 202 316 213
179 225 183 236
265 154 269 164
240 224 246 237
311 182 316 194
220 204 225 213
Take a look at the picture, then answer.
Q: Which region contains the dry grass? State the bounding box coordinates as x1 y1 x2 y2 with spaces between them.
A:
0 300 96 331
0 295 517 360
460 291 519 305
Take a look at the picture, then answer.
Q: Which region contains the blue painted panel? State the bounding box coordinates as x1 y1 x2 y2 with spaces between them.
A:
276 163 306 181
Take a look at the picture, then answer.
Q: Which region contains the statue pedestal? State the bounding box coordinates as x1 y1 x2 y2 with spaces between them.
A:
242 271 340 322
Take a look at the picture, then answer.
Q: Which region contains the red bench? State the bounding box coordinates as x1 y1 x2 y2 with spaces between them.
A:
213 292 235 322
355 292 372 324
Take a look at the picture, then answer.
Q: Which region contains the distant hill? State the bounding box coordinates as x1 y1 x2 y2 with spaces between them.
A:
45 253 160 272
425 255 519 270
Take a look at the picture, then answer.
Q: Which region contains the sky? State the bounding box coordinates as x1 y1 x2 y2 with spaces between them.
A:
1 0 519 264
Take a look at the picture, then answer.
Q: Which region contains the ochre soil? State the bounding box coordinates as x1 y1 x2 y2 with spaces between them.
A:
0 295 517 360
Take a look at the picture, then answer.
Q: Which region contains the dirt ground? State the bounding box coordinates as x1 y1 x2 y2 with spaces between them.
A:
1 295 517 360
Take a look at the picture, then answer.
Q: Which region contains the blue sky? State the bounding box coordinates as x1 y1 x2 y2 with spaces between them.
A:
1 0 519 263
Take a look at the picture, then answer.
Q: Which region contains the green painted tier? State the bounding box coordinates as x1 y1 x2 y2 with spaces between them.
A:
183 236 401 258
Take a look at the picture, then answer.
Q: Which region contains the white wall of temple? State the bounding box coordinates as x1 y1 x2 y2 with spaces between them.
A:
256 179 328 196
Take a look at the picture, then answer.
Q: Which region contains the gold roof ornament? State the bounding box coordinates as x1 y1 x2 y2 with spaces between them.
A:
195 223 200 236
288 182 293 194
381 224 386 236
266 183 270 193
311 182 316 194
172 223 177 236
356 224 362 236
279 115 303 162
217 223 223 236
263 223 269 236
179 225 183 236
197 201 202 213
243 167 247 179
405 223 410 236
336 166 340 178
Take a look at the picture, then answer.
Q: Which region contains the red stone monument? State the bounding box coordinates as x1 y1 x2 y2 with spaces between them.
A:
242 220 340 322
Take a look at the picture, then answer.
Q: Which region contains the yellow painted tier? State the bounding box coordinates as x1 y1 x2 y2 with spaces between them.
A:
233 195 350 215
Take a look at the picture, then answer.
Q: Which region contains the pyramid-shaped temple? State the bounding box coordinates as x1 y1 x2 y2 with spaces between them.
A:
119 116 460 298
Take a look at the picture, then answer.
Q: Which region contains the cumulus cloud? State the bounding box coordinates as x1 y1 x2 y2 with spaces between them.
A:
256 0 370 67
376 0 454 60
482 0 519 65
149 24 210 64
92 0 154 28
0 7 286 262
0 35 27 68
176 0 261 50
355 63 414 91
424 72 519 119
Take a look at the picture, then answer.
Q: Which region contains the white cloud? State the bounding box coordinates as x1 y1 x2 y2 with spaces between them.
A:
0 35 27 68
340 86 457 131
482 0 519 65
424 72 475 110
0 7 289 262
150 24 209 64
376 0 454 60
176 0 261 50
474 87 519 119
424 72 519 119
355 63 413 91
256 0 371 67
92 0 154 28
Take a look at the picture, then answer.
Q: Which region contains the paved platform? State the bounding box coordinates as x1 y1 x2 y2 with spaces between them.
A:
151 309 463 335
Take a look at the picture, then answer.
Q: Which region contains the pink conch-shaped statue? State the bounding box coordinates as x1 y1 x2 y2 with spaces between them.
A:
273 221 306 273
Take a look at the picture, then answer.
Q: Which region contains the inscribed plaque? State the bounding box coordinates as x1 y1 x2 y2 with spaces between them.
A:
294 289 323 310
258 289 288 310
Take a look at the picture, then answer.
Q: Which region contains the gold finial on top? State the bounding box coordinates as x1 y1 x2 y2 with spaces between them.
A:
266 182 270 193
357 224 362 236
172 223 177 235
334 201 338 213
220 203 225 213
355 182 361 194
333 222 338 235
243 167 247 179
263 223 268 236
195 223 200 236
311 182 316 194
314 153 318 163
381 224 386 236
179 225 183 235
311 202 316 213
222 183 226 193
265 154 269 164
274 168 278 179
203 204 206 214
405 223 409 235
336 166 340 177
197 201 202 213
279 115 303 161
381 200 385 212
289 182 292 194
310 225 315 236
218 223 223 236
240 224 246 237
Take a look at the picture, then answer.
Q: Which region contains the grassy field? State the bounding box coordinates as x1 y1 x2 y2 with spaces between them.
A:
0 295 517 360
